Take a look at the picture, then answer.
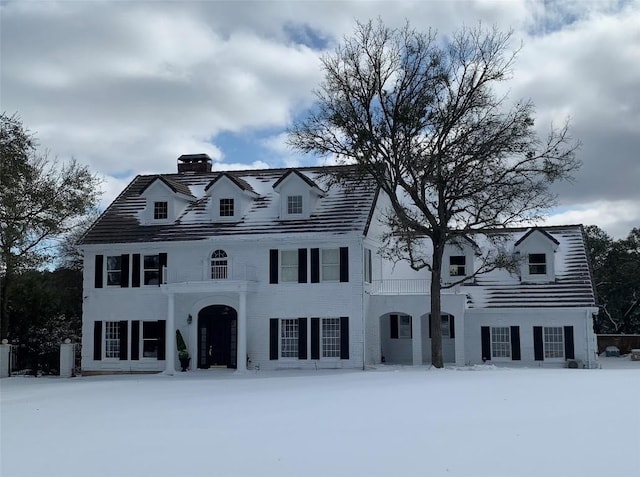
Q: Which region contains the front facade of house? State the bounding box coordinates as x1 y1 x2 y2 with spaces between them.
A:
79 155 599 374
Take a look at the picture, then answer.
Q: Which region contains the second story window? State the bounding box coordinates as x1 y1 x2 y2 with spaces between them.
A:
211 250 228 279
106 256 121 286
321 249 340 281
287 195 303 215
219 198 234 217
280 250 298 282
153 201 168 220
449 256 466 276
528 253 547 275
143 254 160 285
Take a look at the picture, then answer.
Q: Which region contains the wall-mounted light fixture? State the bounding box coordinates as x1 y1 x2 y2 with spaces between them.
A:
187 314 193 325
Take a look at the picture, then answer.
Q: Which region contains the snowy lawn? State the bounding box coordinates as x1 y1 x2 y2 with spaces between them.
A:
1 362 639 477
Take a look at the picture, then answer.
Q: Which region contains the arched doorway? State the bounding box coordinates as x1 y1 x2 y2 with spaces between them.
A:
198 305 237 369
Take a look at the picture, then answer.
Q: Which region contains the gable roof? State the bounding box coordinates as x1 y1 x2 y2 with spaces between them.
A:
468 225 596 309
513 227 560 247
272 169 326 194
204 172 256 194
79 165 377 245
139 175 195 199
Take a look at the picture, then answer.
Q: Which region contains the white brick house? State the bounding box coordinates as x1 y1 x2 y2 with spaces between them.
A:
79 155 599 374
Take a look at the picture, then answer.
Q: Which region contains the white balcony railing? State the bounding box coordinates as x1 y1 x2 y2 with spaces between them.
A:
370 279 430 295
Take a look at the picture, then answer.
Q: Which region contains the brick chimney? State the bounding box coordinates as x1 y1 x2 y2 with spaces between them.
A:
177 154 212 173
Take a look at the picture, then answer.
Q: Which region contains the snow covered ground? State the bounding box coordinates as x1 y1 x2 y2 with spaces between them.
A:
1 360 639 477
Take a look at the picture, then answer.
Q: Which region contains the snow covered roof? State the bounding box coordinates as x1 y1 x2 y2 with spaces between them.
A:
80 165 378 244
466 225 597 309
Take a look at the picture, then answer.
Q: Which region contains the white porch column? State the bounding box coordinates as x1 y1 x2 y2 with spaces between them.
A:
412 313 422 365
236 289 247 372
165 293 176 374
0 341 11 378
454 311 465 366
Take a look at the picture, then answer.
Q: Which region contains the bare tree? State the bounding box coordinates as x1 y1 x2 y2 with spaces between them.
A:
288 21 580 367
0 113 101 339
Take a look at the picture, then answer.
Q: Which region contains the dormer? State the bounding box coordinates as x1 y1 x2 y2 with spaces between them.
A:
272 169 326 220
442 235 478 283
204 173 258 222
139 176 195 225
514 228 559 283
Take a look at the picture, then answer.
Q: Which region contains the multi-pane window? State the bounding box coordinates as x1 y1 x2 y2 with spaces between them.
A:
142 321 159 358
528 253 547 275
322 318 341 358
143 254 160 285
399 315 412 339
219 198 234 217
106 256 122 286
544 326 564 358
321 249 340 281
491 327 511 358
153 201 168 220
280 250 298 282
449 255 466 276
364 248 372 283
287 195 303 214
104 321 120 358
280 319 299 358
211 250 228 279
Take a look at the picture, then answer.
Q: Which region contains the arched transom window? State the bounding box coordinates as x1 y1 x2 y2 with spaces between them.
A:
211 250 228 279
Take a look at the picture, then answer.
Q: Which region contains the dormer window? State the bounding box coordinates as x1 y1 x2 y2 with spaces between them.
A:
287 195 303 215
514 228 559 282
153 201 168 220
449 256 466 276
219 198 234 217
528 253 547 275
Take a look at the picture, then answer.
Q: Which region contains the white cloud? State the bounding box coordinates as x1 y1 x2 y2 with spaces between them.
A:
2 0 638 239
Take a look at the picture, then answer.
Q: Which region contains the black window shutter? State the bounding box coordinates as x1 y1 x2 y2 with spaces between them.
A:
390 314 399 339
157 320 166 360
93 321 102 360
269 318 279 360
298 318 307 360
158 253 167 286
481 326 491 361
269 250 278 284
340 317 349 359
533 326 544 361
310 248 320 283
339 247 349 282
120 254 130 287
131 320 140 360
510 326 521 360
564 326 575 359
449 315 455 339
94 255 103 288
311 318 320 359
119 320 128 360
131 254 141 288
298 249 308 283
428 314 432 339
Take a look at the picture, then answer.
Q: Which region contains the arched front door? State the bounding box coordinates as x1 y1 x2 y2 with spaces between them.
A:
197 305 237 369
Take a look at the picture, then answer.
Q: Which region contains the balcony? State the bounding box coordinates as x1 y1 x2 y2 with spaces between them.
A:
370 279 461 295
161 265 258 294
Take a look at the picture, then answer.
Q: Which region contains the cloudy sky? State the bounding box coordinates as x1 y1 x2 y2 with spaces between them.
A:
2 0 639 238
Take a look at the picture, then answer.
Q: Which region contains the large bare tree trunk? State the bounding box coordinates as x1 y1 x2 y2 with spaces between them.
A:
430 243 444 368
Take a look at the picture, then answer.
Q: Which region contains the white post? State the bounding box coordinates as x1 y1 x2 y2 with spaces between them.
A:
236 289 247 372
454 311 465 367
165 293 176 374
412 314 422 365
59 339 75 378
0 340 11 378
